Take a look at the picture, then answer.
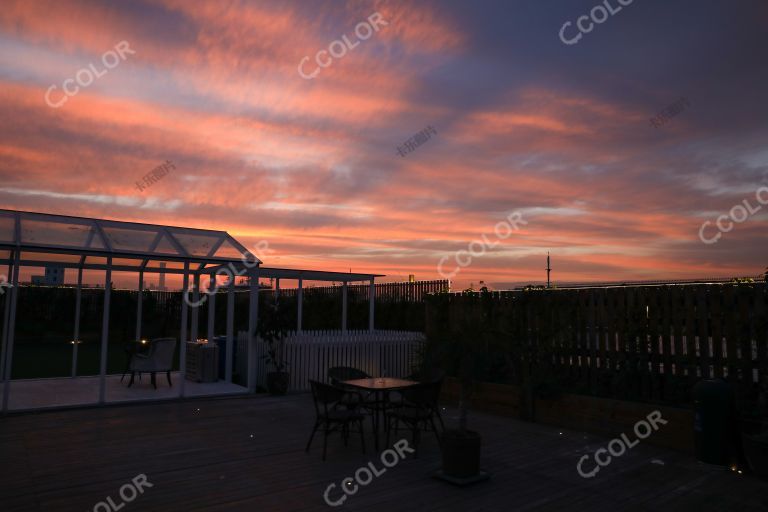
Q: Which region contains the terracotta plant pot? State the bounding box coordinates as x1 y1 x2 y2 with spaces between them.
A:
266 371 289 395
441 429 482 478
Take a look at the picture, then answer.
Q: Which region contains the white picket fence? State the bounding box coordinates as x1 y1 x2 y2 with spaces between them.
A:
238 330 425 392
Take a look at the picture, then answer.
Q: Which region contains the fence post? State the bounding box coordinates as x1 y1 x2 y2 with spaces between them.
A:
369 278 375 332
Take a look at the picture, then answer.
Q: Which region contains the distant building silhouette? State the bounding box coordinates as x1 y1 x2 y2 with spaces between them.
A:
31 264 65 286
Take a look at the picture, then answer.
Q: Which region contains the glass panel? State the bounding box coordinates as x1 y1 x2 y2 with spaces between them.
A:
153 234 182 255
20 252 81 263
0 213 15 243
112 258 145 268
171 231 222 257
211 238 249 260
146 260 186 270
20 219 92 247
86 228 106 250
101 227 159 252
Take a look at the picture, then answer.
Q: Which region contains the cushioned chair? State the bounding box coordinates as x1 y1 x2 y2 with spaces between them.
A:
127 338 176 389
306 380 366 461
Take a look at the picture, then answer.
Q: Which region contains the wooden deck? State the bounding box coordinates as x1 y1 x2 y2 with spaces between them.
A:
1 394 766 512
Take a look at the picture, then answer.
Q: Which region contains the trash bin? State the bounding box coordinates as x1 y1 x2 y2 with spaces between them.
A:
693 378 736 465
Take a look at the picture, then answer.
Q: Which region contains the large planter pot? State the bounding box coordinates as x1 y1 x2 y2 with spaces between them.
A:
441 429 482 478
266 372 289 395
742 433 768 479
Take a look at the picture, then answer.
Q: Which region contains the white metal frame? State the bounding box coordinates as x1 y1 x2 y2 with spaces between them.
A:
0 209 383 412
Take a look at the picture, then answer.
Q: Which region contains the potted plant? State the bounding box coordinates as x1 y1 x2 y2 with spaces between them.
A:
430 291 494 484
505 289 563 422
259 295 290 395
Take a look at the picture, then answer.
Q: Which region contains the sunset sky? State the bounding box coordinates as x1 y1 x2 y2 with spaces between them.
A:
1 0 767 289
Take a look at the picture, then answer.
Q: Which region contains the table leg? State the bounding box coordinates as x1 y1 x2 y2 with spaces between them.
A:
373 390 381 452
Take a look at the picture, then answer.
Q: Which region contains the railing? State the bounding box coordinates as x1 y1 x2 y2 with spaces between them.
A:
276 279 449 302
240 330 425 392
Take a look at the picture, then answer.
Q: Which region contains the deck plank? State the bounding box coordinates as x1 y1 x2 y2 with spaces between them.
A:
1 394 766 511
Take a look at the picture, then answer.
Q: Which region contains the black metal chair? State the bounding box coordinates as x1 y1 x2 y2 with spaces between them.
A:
328 366 377 408
327 366 370 385
400 368 446 431
386 380 443 456
306 380 366 461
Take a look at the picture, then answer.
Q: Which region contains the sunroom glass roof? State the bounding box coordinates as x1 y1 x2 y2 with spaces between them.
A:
0 209 259 263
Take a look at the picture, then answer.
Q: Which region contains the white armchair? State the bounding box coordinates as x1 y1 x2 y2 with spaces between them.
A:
127 338 177 389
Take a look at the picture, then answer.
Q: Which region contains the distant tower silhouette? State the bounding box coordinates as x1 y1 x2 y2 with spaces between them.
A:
546 252 552 289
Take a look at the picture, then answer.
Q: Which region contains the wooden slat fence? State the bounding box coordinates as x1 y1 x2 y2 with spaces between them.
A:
427 284 768 406
239 330 425 392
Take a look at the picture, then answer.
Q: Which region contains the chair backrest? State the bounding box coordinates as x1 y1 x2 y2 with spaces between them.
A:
401 380 442 409
309 379 346 417
149 338 177 370
327 366 370 385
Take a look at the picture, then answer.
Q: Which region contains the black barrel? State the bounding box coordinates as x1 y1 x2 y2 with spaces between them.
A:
693 378 735 465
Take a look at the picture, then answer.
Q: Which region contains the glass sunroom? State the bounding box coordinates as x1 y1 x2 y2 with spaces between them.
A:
0 209 382 411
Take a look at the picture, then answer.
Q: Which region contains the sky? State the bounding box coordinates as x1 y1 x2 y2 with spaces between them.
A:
1 0 767 289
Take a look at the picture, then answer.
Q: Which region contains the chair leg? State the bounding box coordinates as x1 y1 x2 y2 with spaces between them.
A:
305 421 319 453
151 372 157 389
322 426 330 461
127 372 135 387
430 417 442 447
436 409 445 432
359 419 366 454
166 371 172 387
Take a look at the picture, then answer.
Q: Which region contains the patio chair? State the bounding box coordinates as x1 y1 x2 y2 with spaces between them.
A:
327 366 370 385
386 380 443 456
127 338 177 389
306 380 366 461
403 368 446 430
328 366 376 407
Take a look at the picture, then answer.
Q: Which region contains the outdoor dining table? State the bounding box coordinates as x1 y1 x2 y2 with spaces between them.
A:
342 377 418 451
